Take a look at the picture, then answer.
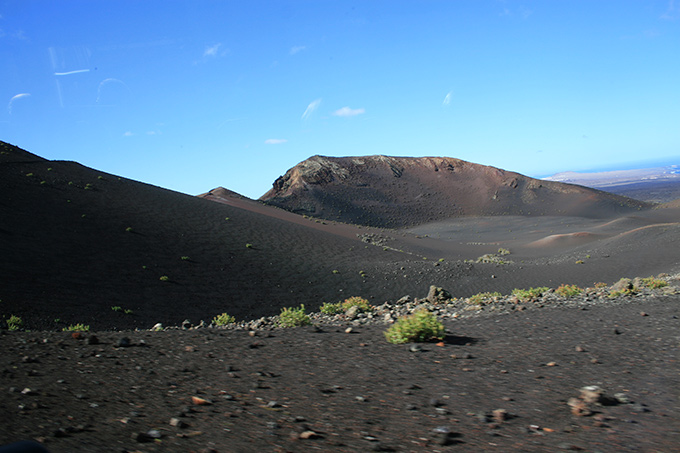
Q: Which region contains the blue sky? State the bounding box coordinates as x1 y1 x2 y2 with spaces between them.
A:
2 0 679 198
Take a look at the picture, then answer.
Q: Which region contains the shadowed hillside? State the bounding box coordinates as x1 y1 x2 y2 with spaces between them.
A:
259 155 651 228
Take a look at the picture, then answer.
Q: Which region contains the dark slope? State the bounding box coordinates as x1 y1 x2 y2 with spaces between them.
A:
0 142 415 330
260 155 650 228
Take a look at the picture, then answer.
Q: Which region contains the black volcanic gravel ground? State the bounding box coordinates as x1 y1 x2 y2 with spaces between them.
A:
1 296 679 452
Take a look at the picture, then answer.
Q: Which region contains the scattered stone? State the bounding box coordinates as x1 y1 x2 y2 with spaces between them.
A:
152 323 163 331
181 319 192 329
117 337 131 348
575 346 586 352
299 430 321 439
345 327 353 334
579 386 603 404
170 417 188 428
191 396 212 406
492 409 508 423
427 286 452 303
409 345 422 353
345 305 359 320
568 397 592 417
431 426 458 446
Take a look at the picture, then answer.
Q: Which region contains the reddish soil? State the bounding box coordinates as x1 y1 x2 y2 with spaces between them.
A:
1 141 679 451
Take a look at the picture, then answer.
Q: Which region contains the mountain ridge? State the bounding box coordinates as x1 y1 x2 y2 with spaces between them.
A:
259 155 650 228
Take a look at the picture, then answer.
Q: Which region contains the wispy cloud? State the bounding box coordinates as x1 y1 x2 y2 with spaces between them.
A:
290 45 307 55
265 138 288 145
333 106 365 117
54 69 90 76
123 131 134 137
302 98 321 120
661 0 680 19
442 91 453 106
204 43 222 57
7 93 30 114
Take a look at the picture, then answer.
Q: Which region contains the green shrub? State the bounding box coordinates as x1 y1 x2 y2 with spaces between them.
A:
641 276 668 289
124 309 133 315
159 275 170 282
111 306 122 312
609 287 638 298
180 256 190 261
384 309 445 344
467 291 502 305
125 227 133 232
512 287 550 301
6 315 23 331
497 248 511 256
245 243 253 249
341 296 373 312
555 284 582 297
319 302 343 314
212 312 236 326
278 305 311 327
63 323 90 332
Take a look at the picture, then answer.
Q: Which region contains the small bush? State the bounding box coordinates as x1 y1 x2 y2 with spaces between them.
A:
111 306 122 312
212 313 236 326
245 243 253 249
609 287 638 298
594 282 608 289
341 296 373 312
641 276 668 289
62 323 90 332
575 260 584 264
180 256 190 261
384 309 445 344
125 227 133 232
278 305 311 327
467 291 502 305
124 309 133 315
555 284 582 298
6 315 23 331
319 302 342 314
159 275 170 282
498 248 511 256
512 287 550 302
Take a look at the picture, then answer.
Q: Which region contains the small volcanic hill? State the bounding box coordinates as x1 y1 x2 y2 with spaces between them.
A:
260 155 650 228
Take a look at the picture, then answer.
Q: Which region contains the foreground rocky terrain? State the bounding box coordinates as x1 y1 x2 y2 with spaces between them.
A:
2 279 679 452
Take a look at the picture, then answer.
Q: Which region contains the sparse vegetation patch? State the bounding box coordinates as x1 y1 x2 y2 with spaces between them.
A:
212 313 236 326
512 287 550 302
555 284 582 298
384 309 445 344
278 305 311 327
62 323 90 332
6 315 23 331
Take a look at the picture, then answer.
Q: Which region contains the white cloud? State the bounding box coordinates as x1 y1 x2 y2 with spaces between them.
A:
661 0 680 20
123 131 134 137
265 138 288 145
204 43 222 57
333 106 365 117
301 98 321 120
7 93 30 114
54 69 90 76
290 45 306 55
442 91 453 106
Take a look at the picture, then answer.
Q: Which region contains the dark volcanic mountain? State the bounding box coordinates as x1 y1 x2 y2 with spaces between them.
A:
260 155 650 228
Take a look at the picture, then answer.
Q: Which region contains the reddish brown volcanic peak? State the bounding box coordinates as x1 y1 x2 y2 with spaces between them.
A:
260 155 651 228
